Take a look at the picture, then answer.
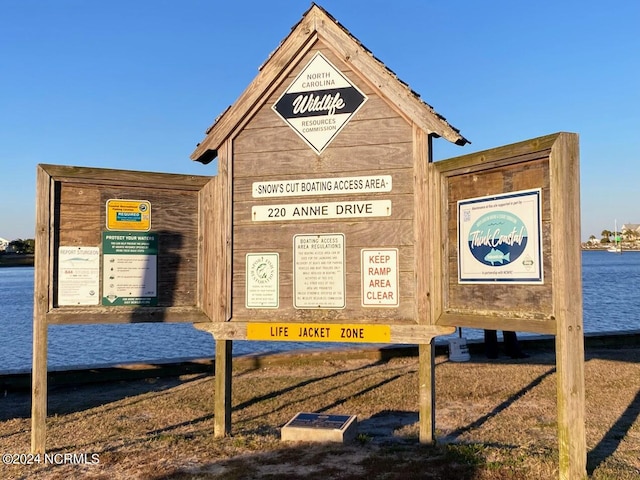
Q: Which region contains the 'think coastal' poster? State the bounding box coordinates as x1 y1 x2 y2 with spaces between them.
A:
457 189 543 284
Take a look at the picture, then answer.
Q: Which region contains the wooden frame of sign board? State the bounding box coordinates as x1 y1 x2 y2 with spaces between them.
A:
31 164 216 453
429 132 586 479
190 4 468 442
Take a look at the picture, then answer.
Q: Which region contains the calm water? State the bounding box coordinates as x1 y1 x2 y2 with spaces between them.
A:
1 250 639 373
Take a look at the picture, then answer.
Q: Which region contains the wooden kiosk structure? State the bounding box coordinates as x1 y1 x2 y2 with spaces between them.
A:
189 5 584 477
188 3 467 442
32 5 585 479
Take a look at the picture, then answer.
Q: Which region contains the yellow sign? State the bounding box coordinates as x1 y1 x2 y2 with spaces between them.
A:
247 322 391 343
106 199 151 231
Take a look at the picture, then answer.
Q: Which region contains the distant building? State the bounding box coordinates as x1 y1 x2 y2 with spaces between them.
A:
0 237 9 252
622 224 640 234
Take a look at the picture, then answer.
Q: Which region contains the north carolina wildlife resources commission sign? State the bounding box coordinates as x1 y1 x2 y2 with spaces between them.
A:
272 52 367 154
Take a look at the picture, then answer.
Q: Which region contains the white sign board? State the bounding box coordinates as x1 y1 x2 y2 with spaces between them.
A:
246 253 279 308
457 189 543 284
57 246 100 305
253 200 391 222
361 249 399 307
293 233 345 309
252 175 392 198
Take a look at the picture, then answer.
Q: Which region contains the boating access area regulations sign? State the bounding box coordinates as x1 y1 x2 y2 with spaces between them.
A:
272 52 367 154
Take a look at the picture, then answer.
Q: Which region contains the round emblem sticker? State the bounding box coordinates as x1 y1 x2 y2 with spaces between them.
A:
250 256 275 285
467 211 528 267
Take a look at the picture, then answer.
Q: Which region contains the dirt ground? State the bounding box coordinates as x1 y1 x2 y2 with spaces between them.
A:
1 344 639 479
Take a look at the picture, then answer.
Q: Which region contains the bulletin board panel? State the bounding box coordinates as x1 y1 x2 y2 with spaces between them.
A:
31 164 217 454
34 164 216 325
432 133 581 335
431 132 586 479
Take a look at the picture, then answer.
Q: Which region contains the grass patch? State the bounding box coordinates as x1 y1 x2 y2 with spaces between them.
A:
1 347 639 478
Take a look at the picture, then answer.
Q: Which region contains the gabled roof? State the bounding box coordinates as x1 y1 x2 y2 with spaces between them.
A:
191 3 468 164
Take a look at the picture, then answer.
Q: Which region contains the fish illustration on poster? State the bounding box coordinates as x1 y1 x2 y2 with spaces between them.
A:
457 189 543 284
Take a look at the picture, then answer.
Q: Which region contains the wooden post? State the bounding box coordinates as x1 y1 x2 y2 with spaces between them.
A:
414 125 438 444
214 339 233 437
551 134 586 479
418 341 435 444
212 137 234 437
31 166 52 454
31 311 47 454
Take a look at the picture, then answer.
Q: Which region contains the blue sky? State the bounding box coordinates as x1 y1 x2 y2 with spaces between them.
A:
1 0 639 242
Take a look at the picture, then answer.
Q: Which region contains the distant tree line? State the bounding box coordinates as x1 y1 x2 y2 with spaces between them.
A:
592 229 640 244
1 238 35 254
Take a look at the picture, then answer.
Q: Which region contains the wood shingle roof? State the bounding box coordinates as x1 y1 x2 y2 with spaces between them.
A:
191 3 468 164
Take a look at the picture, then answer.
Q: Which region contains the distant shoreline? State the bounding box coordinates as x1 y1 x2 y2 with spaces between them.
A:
582 246 640 252
1 250 637 268
0 254 34 267
0 249 636 268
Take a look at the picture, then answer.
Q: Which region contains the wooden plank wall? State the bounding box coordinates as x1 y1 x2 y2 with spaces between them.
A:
230 42 419 324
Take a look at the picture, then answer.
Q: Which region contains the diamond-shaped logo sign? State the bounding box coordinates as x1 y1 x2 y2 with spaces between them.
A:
272 52 367 154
